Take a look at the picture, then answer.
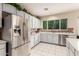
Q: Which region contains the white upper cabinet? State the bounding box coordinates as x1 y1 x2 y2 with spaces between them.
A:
25 13 29 20
32 17 40 28
17 11 24 17
25 13 40 29
29 15 33 28
0 3 2 11
12 15 17 26
37 18 41 28
0 4 2 28
0 11 2 28
3 4 16 14
77 18 79 35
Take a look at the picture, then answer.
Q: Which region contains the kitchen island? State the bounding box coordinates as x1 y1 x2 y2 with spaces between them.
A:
66 38 79 56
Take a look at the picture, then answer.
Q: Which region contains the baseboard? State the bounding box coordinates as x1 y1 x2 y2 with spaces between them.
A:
31 42 40 49
40 41 66 47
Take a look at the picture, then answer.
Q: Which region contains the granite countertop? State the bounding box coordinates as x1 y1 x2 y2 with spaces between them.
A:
66 38 79 51
0 40 6 44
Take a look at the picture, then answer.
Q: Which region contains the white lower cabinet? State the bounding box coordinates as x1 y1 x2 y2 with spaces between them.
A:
30 35 35 48
40 32 48 42
48 33 53 43
34 33 39 45
52 34 58 44
66 40 79 56
40 32 58 44
30 33 40 48
0 49 6 56
0 41 6 56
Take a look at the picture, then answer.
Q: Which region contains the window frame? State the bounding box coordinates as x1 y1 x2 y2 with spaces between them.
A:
43 18 67 30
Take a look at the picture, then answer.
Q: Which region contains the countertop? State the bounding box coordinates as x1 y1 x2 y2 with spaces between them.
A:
0 40 6 44
40 32 76 36
66 38 79 51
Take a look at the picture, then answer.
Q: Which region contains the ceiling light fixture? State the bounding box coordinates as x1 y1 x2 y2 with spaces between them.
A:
44 8 48 11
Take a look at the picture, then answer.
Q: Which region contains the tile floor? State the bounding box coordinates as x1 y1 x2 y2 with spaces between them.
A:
30 43 68 56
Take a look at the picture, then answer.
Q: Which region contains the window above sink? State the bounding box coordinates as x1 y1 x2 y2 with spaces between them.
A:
43 18 67 29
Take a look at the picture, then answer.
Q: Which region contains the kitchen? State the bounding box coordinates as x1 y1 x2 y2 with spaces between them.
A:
0 3 79 56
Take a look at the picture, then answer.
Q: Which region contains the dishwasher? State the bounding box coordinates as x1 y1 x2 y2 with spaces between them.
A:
58 34 68 46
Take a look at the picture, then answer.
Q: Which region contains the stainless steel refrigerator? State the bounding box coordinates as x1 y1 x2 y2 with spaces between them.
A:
2 11 30 56
12 15 30 56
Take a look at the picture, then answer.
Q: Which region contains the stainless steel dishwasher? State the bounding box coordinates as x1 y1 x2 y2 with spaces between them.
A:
58 34 68 46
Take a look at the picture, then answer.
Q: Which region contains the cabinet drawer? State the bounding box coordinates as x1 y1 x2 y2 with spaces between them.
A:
68 35 76 38
0 49 6 56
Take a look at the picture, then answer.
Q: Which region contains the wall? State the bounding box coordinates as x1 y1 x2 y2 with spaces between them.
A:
40 10 79 34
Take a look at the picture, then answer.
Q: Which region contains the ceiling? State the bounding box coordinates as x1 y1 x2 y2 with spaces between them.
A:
20 3 79 17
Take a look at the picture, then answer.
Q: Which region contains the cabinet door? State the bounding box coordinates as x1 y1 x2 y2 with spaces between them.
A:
29 16 33 28
40 32 48 42
38 33 40 43
48 33 53 43
48 33 58 44
34 34 38 45
0 49 6 56
30 35 35 48
3 4 16 14
53 34 58 44
77 18 79 35
32 17 35 28
34 18 36 28
16 11 24 17
0 11 2 28
0 3 2 11
34 33 40 45
36 19 38 28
